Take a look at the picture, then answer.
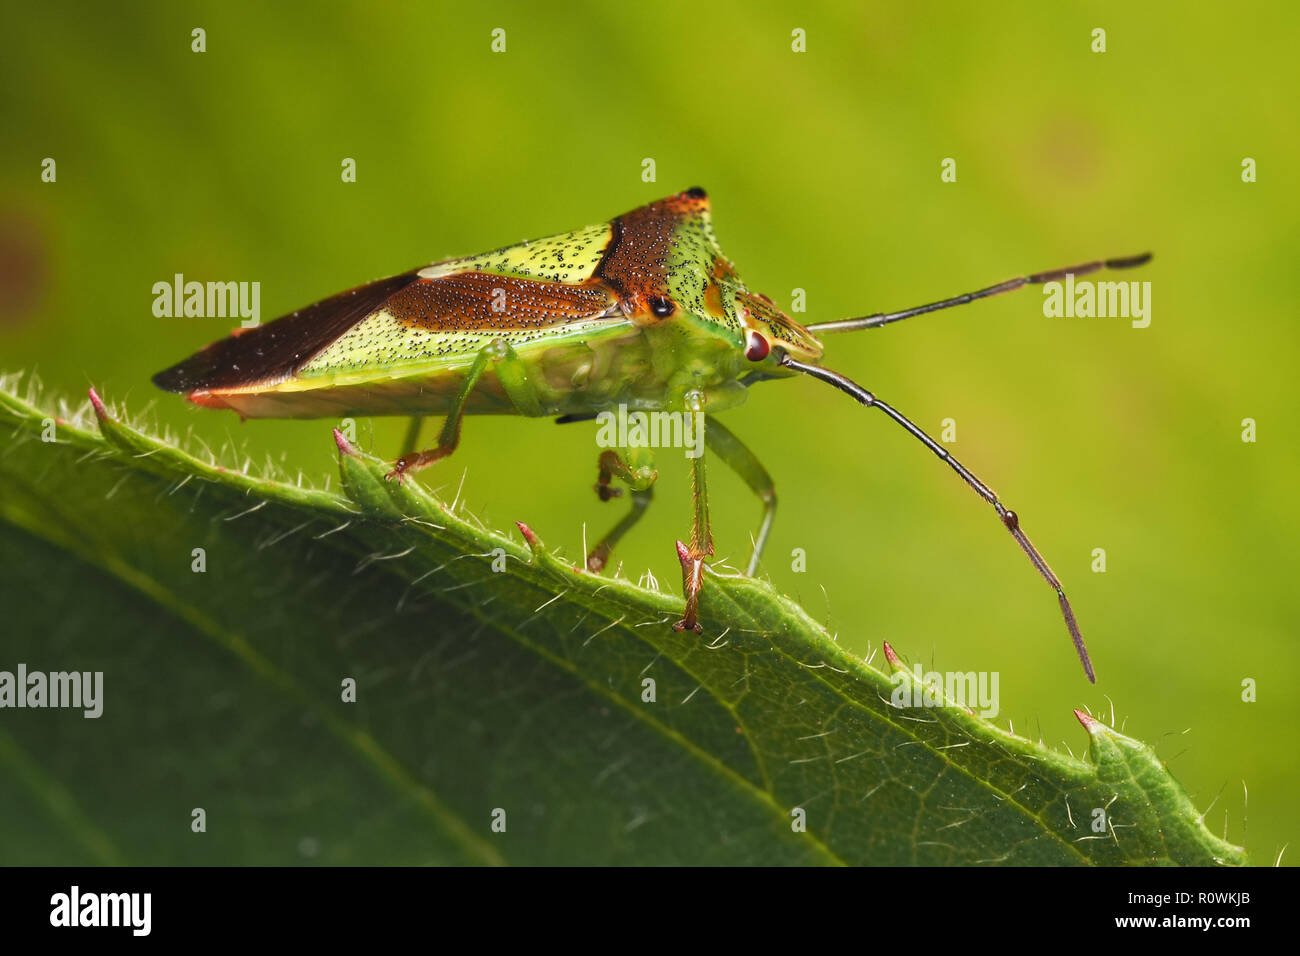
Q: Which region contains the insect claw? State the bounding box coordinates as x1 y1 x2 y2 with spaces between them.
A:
673 540 707 633
383 453 415 482
594 483 623 502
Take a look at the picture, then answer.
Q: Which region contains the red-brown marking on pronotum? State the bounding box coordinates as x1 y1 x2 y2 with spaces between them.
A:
596 189 710 319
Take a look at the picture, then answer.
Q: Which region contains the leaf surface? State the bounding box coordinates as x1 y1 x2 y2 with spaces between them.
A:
0 374 1248 865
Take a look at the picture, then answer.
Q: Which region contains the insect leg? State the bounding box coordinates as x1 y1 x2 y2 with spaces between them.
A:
779 355 1096 682
489 338 545 418
704 418 776 576
673 439 714 634
386 339 547 481
806 253 1152 334
586 450 657 572
386 348 491 481
400 415 425 454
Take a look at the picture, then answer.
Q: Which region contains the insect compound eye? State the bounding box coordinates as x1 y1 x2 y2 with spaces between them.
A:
744 330 771 362
648 296 675 318
685 186 707 199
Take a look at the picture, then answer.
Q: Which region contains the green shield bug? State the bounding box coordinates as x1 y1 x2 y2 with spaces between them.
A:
154 187 1150 681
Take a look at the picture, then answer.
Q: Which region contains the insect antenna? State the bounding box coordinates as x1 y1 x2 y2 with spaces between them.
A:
806 253 1151 334
778 353 1096 682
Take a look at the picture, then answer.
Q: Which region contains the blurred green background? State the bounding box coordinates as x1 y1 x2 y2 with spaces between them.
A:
2 1 1295 864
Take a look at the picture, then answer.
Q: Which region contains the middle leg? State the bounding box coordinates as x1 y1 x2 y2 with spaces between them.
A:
586 448 658 572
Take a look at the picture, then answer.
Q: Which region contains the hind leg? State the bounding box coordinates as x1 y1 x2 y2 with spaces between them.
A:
387 339 541 482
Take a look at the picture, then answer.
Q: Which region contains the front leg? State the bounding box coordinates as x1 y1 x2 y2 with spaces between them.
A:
673 437 713 633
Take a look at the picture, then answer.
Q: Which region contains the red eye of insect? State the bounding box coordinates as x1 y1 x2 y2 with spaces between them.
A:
745 330 770 362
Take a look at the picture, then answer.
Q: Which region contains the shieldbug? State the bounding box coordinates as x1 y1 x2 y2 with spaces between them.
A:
154 187 1150 680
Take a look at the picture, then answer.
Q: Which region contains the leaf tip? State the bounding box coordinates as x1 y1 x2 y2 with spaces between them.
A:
332 427 358 458
516 521 540 550
1073 707 1103 733
87 386 108 421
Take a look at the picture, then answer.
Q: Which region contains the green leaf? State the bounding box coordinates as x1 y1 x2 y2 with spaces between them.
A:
0 373 1248 865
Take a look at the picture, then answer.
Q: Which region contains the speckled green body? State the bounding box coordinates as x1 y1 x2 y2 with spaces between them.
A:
153 189 823 420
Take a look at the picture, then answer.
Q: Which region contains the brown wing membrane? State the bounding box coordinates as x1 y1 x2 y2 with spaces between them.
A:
152 271 421 393
153 271 621 395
